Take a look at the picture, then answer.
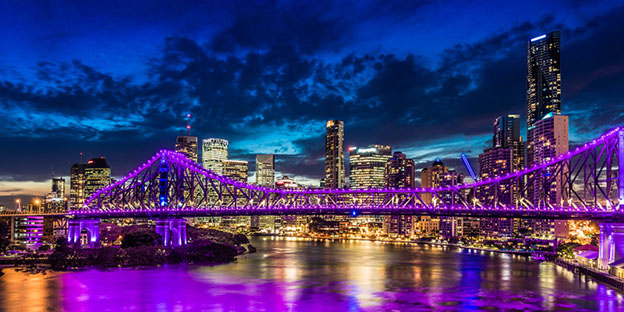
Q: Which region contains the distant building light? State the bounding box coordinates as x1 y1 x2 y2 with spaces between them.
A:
531 34 546 42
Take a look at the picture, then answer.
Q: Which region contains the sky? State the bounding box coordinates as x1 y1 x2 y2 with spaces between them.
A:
1 0 623 207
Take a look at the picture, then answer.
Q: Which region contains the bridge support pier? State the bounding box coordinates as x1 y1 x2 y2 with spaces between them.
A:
68 218 100 247
155 218 187 247
598 223 624 270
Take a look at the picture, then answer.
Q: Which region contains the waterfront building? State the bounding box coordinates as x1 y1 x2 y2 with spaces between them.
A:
70 163 86 209
324 120 345 189
527 31 561 129
13 216 44 248
202 138 229 175
84 157 111 200
420 159 465 238
349 145 392 189
256 154 275 186
175 136 198 162
384 152 416 237
223 160 248 183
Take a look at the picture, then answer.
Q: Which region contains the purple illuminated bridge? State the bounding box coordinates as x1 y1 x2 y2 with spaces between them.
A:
50 127 624 264
75 127 624 220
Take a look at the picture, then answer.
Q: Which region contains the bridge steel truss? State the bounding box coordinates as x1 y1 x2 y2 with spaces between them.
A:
73 127 624 220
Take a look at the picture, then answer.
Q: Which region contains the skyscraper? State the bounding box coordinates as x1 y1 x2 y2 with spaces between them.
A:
324 120 345 189
255 154 275 187
175 136 198 162
526 31 561 129
202 138 229 175
84 157 111 200
70 163 86 209
349 145 392 189
384 152 416 237
526 31 568 239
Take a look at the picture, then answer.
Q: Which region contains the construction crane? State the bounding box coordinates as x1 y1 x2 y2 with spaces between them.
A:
461 153 478 181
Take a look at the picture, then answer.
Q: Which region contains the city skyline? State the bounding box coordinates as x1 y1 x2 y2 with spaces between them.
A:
1 1 624 207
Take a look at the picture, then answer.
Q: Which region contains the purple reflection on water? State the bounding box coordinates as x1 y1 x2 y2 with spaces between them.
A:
2 237 621 311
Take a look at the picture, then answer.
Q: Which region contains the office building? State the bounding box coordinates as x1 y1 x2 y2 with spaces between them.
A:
349 145 392 189
256 154 275 187
324 120 345 188
384 152 416 237
175 136 198 162
70 163 86 209
202 138 229 175
526 31 561 129
223 160 248 183
84 157 111 199
494 114 525 171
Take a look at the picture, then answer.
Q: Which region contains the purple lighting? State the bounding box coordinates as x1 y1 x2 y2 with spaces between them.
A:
69 127 624 220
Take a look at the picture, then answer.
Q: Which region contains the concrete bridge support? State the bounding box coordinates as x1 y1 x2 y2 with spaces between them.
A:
68 218 101 247
155 218 187 247
598 223 624 270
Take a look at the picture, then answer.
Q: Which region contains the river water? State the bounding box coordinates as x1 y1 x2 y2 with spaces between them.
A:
0 237 622 311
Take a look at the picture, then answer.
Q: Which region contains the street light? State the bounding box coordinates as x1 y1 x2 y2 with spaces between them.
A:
34 199 41 213
15 199 21 212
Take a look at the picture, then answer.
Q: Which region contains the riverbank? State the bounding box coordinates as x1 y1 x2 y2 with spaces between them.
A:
555 258 624 291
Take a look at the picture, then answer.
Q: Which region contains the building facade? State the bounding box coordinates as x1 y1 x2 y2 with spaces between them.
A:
70 163 86 209
349 145 392 189
223 160 248 183
526 31 561 129
256 154 275 187
324 120 345 189
175 136 198 162
384 152 416 237
202 138 229 175
84 157 111 200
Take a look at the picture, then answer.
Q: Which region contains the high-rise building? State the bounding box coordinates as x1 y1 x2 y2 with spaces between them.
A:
348 145 392 189
202 138 229 175
255 154 275 187
46 177 67 213
384 152 416 237
527 31 561 129
223 160 248 183
526 31 568 240
385 152 415 189
70 163 86 209
52 177 65 199
420 158 448 204
438 170 465 238
527 114 569 204
494 114 525 171
84 157 111 199
175 136 198 162
324 120 345 189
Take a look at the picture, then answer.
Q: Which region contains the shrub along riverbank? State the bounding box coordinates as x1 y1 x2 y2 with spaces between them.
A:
48 225 255 270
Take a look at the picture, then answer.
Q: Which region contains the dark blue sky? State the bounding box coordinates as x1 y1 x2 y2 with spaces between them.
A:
1 0 623 206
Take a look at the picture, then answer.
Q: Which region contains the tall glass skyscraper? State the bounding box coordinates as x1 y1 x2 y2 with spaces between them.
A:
526 31 561 129
202 138 229 175
324 120 345 188
70 163 86 209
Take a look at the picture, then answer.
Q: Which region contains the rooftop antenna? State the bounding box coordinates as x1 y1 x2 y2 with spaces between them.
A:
80 152 83 164
186 114 192 136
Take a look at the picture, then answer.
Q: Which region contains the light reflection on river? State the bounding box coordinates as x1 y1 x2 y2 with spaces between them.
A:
1 237 623 311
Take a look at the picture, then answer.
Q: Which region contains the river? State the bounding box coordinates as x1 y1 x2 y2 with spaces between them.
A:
1 237 622 311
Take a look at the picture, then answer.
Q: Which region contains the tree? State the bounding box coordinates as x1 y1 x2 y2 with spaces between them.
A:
121 229 161 249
